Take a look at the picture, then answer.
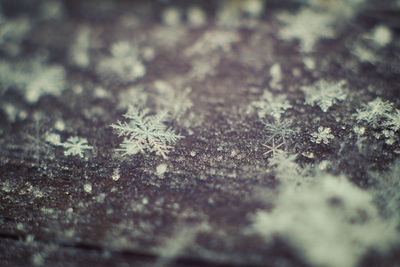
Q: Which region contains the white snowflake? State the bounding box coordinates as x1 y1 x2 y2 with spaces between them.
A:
263 139 285 157
301 80 347 112
97 41 145 82
0 57 66 103
262 118 296 144
61 137 93 157
277 8 335 53
356 97 394 128
47 134 93 158
311 126 334 144
153 80 193 120
384 109 400 132
69 25 90 68
252 91 292 120
111 106 183 159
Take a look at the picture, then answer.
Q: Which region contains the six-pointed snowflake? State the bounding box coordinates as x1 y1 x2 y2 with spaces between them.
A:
356 97 394 128
301 80 347 112
311 126 334 144
111 106 183 159
252 91 292 120
61 137 93 157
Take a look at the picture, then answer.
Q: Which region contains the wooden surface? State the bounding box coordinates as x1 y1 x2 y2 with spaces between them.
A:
1 0 400 266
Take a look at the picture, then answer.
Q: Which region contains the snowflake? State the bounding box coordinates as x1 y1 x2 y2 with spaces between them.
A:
252 91 292 120
69 26 90 68
154 80 193 120
111 106 183 159
263 139 285 157
61 137 93 157
263 118 296 144
384 109 400 132
0 57 66 103
25 65 66 103
311 126 334 144
356 98 394 128
47 134 93 158
277 8 335 53
301 80 347 112
97 41 146 82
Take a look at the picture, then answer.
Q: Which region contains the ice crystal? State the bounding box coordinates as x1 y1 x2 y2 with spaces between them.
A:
311 126 334 144
263 139 284 157
111 106 183 159
356 97 394 128
97 41 146 82
277 8 335 53
154 80 193 120
263 118 296 144
384 109 400 132
252 91 292 120
301 80 347 112
61 137 93 157
47 134 93 158
70 26 90 68
0 57 66 103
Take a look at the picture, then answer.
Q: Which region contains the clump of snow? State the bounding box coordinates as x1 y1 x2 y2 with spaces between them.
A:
252 175 398 267
369 25 392 47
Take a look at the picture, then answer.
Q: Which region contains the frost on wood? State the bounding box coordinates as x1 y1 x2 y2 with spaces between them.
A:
111 106 183 159
97 41 146 82
277 8 335 53
0 57 66 103
301 80 347 112
252 175 398 267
